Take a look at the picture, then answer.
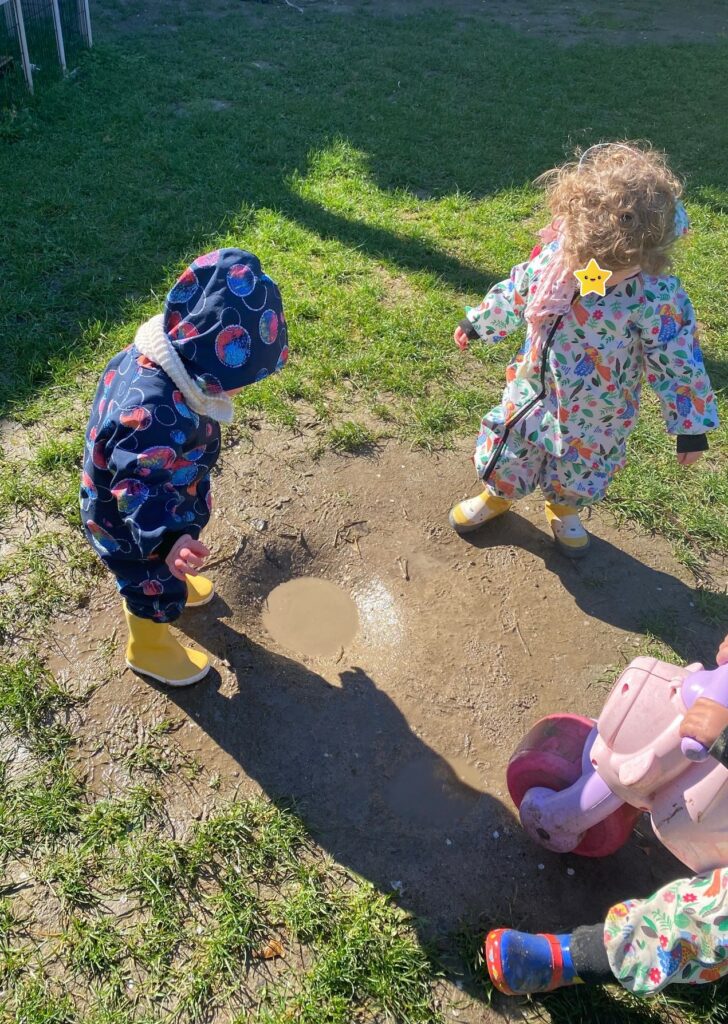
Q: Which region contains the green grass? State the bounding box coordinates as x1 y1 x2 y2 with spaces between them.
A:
1 3 726 568
2 2 728 1022
326 419 378 452
0 656 442 1023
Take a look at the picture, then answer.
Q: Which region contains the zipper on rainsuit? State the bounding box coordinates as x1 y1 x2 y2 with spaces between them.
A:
480 294 578 483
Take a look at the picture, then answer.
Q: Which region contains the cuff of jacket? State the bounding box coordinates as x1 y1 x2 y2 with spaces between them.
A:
709 726 728 769
676 434 709 454
459 317 480 341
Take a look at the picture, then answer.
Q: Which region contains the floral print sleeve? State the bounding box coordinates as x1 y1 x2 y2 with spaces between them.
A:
464 259 534 343
604 869 728 995
638 276 719 437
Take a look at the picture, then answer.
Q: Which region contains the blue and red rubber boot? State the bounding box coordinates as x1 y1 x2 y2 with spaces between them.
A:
485 929 580 995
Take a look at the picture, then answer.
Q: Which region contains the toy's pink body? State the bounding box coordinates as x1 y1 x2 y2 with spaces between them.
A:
508 658 728 872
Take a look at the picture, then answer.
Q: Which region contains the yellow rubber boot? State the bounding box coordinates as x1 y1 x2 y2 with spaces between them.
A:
544 501 590 558
123 604 210 687
449 491 512 535
185 573 215 608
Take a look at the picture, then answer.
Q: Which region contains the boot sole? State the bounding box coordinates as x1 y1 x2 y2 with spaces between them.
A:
552 534 591 559
448 509 510 535
185 590 215 608
484 930 517 996
125 659 210 687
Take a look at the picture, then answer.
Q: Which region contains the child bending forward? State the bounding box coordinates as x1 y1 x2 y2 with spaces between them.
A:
81 249 288 687
450 143 718 556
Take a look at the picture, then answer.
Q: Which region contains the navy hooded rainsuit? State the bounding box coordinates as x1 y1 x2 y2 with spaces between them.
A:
80 249 288 622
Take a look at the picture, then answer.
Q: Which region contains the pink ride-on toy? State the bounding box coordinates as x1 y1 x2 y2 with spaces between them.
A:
507 657 728 871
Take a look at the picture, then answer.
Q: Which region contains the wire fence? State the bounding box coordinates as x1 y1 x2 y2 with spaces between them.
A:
0 0 91 106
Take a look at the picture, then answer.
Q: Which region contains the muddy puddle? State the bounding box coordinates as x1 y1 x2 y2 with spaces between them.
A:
263 577 359 658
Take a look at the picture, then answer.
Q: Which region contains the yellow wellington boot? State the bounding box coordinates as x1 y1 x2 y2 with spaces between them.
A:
123 604 210 687
185 573 215 608
448 491 512 535
544 501 590 558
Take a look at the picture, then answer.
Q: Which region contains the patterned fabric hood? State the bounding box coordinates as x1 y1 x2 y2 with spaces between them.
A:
164 247 288 396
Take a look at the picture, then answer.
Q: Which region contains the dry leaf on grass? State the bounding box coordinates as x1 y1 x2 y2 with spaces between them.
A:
255 938 286 960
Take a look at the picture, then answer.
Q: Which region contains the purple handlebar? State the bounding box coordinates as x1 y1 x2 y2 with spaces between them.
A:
680 664 728 763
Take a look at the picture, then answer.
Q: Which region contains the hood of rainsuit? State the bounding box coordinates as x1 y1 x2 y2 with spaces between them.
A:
163 247 288 397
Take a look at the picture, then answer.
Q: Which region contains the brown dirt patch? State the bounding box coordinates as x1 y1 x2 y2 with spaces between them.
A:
48 421 727 1017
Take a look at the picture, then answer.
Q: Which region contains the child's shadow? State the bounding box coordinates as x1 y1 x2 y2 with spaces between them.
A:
174 611 514 939
461 511 727 665
171 604 686 986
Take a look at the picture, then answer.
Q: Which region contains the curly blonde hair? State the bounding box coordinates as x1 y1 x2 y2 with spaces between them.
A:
537 143 684 275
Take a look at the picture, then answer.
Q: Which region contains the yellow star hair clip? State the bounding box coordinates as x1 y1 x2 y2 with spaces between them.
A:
574 258 612 297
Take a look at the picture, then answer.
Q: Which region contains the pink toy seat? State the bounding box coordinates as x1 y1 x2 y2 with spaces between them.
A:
592 658 694 803
592 657 728 872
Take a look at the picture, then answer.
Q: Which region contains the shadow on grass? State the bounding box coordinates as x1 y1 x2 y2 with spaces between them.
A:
4 5 728 413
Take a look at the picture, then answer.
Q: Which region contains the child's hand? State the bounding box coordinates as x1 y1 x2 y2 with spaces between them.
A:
454 326 470 350
677 451 704 467
166 535 210 580
680 697 728 749
718 634 728 666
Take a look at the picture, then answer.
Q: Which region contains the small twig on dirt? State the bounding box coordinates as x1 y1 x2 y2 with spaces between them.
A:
299 530 313 557
514 621 531 657
354 537 362 559
401 506 409 521
201 557 227 572
334 528 340 548
48 633 71 664
335 646 344 664
396 556 409 581
342 519 367 531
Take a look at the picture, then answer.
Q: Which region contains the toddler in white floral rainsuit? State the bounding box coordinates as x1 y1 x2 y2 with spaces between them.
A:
449 143 719 556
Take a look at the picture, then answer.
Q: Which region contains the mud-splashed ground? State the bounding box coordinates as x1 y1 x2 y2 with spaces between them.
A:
46 422 727 1018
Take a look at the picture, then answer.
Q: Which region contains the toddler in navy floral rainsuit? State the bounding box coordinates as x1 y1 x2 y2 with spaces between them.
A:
81 248 287 686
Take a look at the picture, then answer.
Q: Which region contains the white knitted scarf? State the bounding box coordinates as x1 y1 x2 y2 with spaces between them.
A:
133 314 234 424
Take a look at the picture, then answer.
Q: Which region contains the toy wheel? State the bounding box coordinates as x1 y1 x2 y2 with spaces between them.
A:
571 802 640 857
507 714 640 858
507 714 595 807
